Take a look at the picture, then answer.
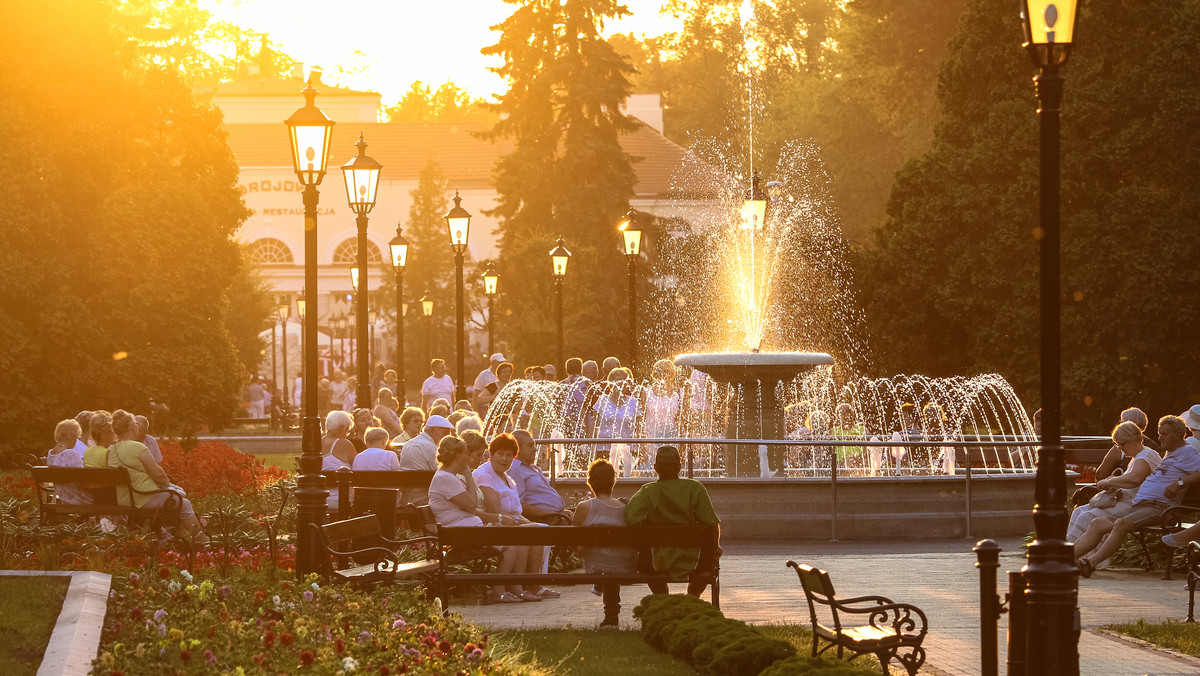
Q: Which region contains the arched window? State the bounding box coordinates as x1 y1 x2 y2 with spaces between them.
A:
247 237 294 264
332 238 383 264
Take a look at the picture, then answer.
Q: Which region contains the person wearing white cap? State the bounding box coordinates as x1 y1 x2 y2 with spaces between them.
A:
399 414 457 504
472 353 507 417
1183 405 1200 452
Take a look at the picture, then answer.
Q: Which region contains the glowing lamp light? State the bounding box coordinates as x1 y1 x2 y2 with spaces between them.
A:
444 191 472 253
549 237 572 278
389 225 409 268
284 76 335 186
618 209 641 256
1021 0 1078 68
341 134 382 214
421 295 434 317
350 265 360 292
276 296 291 321
741 173 768 232
296 294 306 320
482 261 499 295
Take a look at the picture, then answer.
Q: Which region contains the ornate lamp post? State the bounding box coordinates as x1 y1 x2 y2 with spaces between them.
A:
284 74 334 577
296 291 306 407
349 265 362 378
618 210 642 371
277 296 291 406
342 134 382 409
482 261 498 356
1020 2 1079 673
549 237 572 377
389 225 409 400
335 313 348 366
421 292 434 370
368 305 378 370
444 192 472 402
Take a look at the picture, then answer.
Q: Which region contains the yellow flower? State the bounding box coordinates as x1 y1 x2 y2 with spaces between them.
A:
346 602 360 612
168 628 184 641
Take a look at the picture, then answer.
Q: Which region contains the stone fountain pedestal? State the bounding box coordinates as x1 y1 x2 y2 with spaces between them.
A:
675 351 835 477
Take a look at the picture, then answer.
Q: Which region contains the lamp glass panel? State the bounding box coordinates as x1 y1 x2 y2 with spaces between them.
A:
447 216 471 248
1024 0 1076 44
740 198 767 231
422 299 434 316
290 125 331 183
343 166 380 208
390 242 408 268
622 228 642 256
296 298 306 318
484 275 498 295
350 266 360 291
552 254 569 277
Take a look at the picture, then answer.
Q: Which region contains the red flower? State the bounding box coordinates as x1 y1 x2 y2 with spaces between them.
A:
439 640 451 654
280 632 293 646
158 566 170 579
264 630 275 648
130 608 142 620
180 649 192 662
380 666 390 676
299 650 316 667
335 637 346 654
207 624 217 638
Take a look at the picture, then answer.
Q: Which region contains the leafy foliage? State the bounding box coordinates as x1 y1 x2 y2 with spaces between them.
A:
385 81 495 124
160 440 288 499
858 0 1200 430
0 0 263 460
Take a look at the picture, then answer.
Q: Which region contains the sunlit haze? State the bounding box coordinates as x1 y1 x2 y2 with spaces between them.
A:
201 0 681 103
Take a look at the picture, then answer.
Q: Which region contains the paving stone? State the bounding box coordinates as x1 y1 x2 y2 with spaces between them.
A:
454 538 1200 675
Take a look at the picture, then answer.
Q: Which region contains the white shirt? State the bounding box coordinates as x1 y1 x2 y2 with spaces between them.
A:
473 368 498 397
422 374 455 404
71 438 88 462
399 431 439 504
352 447 402 472
688 370 711 411
428 470 483 527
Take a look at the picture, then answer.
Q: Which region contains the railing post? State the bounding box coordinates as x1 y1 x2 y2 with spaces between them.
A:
965 448 973 538
687 445 694 479
830 445 838 542
975 539 1004 676
1007 570 1028 676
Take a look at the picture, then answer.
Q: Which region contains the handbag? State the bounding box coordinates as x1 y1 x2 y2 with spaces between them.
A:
1088 488 1121 509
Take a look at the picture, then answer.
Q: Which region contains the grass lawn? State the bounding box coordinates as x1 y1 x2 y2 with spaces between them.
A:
1107 618 1200 656
493 623 879 675
254 452 298 472
492 629 694 675
0 576 71 675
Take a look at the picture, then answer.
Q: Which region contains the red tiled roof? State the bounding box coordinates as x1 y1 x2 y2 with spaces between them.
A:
223 121 729 198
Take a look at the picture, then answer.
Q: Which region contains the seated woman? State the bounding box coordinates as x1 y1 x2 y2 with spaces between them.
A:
473 433 558 603
1068 421 1160 547
84 411 116 469
396 407 425 446
107 409 208 545
349 408 380 453
322 410 358 514
459 430 489 513
1075 415 1200 577
573 459 638 627
352 427 400 471
47 418 92 505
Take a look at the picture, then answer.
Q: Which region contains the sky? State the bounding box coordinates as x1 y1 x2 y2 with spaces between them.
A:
201 0 682 104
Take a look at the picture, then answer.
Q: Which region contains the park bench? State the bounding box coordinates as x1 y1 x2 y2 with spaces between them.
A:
311 514 441 589
1186 542 1200 622
30 465 183 527
409 504 497 575
324 469 434 526
1130 492 1200 580
433 524 720 612
786 561 928 676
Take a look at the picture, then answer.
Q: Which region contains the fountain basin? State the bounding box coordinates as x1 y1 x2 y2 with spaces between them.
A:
675 351 834 382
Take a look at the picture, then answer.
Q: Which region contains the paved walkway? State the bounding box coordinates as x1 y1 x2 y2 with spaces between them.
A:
456 538 1200 675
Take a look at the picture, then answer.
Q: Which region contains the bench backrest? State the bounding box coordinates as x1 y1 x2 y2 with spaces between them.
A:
789 562 842 631
412 504 438 535
30 466 133 506
318 515 381 547
435 524 719 550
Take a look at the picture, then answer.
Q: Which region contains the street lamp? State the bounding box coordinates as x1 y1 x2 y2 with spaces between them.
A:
445 191 472 402
549 236 571 377
618 209 642 371
285 73 335 577
1019 2 1079 674
389 225 409 402
368 305 378 373
482 261 498 356
335 313 348 366
296 290 306 407
277 296 291 407
420 292 434 372
342 134 382 409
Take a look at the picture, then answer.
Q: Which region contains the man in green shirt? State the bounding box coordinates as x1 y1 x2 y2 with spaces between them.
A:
625 445 722 596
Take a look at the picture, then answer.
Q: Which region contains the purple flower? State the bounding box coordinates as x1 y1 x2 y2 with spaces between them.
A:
303 591 313 602
391 619 406 630
468 648 483 662
357 630 372 644
218 585 232 600
204 649 215 664
153 609 167 623
157 624 167 638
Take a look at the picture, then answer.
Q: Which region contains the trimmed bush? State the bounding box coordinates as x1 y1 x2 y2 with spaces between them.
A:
706 634 797 676
759 656 883 675
691 626 759 672
666 615 747 662
637 593 724 651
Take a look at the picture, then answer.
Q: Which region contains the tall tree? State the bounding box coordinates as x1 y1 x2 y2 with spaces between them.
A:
859 0 1200 431
0 0 256 458
400 159 456 385
384 82 495 124
483 0 639 367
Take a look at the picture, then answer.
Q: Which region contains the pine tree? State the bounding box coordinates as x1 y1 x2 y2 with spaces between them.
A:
483 0 638 367
401 159 455 384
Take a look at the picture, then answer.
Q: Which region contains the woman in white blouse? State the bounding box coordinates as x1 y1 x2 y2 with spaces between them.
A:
472 433 558 603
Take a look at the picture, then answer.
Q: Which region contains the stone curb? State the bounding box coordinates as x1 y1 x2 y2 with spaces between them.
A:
0 570 113 676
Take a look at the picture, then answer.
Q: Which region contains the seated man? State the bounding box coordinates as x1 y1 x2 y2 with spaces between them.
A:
510 429 572 524
352 428 400 471
1075 415 1200 576
625 445 721 597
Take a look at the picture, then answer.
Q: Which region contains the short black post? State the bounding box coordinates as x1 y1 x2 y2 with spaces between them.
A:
975 539 1003 676
1007 570 1029 676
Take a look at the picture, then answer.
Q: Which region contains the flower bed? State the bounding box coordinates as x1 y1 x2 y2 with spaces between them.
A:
97 567 513 675
160 441 289 498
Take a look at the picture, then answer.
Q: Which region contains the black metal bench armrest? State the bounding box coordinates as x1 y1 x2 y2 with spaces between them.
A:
1160 505 1200 529
835 594 897 607
326 545 400 563
832 601 929 635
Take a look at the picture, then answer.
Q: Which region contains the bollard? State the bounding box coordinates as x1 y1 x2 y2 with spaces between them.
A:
336 468 352 520
1006 570 1028 676
974 539 1003 676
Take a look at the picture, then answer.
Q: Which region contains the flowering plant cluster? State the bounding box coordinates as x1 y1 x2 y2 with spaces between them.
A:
160 441 288 499
96 567 511 675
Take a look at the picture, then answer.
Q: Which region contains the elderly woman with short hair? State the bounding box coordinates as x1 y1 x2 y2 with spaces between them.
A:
47 419 91 505
397 406 425 446
322 410 358 512
107 409 208 544
373 388 404 438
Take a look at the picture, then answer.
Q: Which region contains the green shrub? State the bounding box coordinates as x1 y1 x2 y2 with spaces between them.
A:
666 615 747 662
760 656 883 675
638 594 723 651
705 635 797 676
691 626 758 672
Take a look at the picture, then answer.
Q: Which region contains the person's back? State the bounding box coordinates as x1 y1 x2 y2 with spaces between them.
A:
353 428 401 472
107 439 158 507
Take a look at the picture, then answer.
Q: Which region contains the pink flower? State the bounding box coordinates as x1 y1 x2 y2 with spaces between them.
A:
204 649 215 664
